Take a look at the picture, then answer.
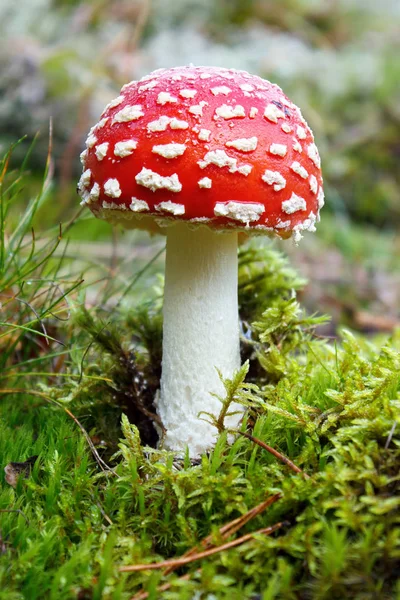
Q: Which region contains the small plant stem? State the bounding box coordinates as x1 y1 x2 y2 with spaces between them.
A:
164 492 281 575
130 493 282 599
233 430 311 479
119 522 285 573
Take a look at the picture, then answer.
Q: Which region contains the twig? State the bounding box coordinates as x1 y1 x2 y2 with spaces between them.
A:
0 294 50 344
164 492 281 575
92 496 113 526
233 430 310 479
119 522 285 573
384 422 397 450
129 493 282 598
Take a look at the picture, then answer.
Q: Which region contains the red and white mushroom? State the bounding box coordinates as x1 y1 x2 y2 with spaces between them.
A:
78 65 324 457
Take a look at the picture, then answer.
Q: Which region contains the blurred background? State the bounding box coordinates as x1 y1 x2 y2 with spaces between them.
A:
1 0 399 332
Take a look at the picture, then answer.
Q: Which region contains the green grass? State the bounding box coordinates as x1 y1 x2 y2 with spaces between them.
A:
0 146 399 599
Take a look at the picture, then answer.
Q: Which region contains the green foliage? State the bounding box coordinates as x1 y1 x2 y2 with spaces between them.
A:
238 243 306 323
238 243 330 385
1 326 399 598
251 298 328 381
0 141 82 376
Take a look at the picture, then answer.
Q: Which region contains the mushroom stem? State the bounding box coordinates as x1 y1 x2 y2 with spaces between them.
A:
159 222 241 456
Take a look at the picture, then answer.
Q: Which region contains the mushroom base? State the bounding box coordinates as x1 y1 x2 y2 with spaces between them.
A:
158 223 242 457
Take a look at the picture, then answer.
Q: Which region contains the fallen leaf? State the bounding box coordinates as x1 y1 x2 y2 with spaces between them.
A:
4 455 38 488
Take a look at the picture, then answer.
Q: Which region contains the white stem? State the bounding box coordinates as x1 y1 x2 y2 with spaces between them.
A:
158 223 241 456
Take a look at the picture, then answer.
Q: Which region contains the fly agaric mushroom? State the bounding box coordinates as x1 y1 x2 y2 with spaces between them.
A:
78 65 324 457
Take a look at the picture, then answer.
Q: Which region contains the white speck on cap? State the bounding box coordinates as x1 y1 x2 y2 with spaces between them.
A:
225 137 258 152
180 89 197 99
309 175 318 194
240 83 254 92
292 138 303 153
170 117 189 129
296 126 307 140
104 95 124 112
130 198 150 212
307 143 321 168
264 103 285 123
79 193 89 207
214 104 246 119
157 92 178 105
236 164 252 176
290 161 308 179
249 107 258 118
269 143 287 157
293 211 317 242
113 105 144 124
198 129 211 141
95 142 109 161
200 72 212 79
147 115 171 132
104 178 122 198
303 211 317 231
262 170 286 191
114 140 138 158
147 116 188 132
198 177 212 189
78 169 91 190
80 149 88 165
85 134 97 149
135 168 182 193
198 149 237 173
189 101 208 117
138 80 158 93
121 80 136 91
214 201 264 225
211 86 232 96
317 187 325 208
88 182 100 202
281 123 292 133
282 192 307 214
155 201 185 215
152 143 187 159
96 117 109 129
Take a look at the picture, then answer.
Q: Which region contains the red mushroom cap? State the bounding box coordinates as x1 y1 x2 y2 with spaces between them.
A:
78 65 324 241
